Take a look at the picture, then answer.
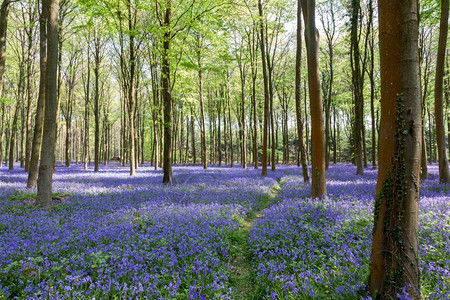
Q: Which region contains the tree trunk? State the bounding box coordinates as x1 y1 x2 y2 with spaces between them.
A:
295 2 309 182
259 0 269 176
0 103 4 167
370 0 421 297
434 0 450 183
9 100 20 170
301 0 326 198
84 38 90 170
239 64 247 168
368 0 376 169
350 0 364 175
93 37 101 172
162 1 173 184
0 0 11 110
190 106 195 165
27 0 47 188
25 11 35 172
226 71 233 167
198 44 207 170
36 0 59 207
128 4 136 176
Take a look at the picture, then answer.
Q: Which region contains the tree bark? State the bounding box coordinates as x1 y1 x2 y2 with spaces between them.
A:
301 0 326 198
128 3 136 176
84 37 90 170
190 106 196 165
9 99 20 170
162 1 173 184
295 2 309 182
93 36 101 172
197 36 207 170
434 0 450 183
259 0 269 176
27 0 47 188
370 0 421 297
226 70 233 167
24 5 35 172
0 0 11 107
36 0 59 207
350 0 364 175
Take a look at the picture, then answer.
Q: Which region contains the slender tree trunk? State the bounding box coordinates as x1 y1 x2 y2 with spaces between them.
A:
198 49 207 169
295 2 309 182
0 103 4 167
27 0 47 188
93 37 101 172
259 0 269 176
162 1 173 184
190 106 196 164
368 0 376 169
84 38 90 170
370 0 421 297
25 16 34 172
10 60 25 170
128 5 136 176
0 0 11 111
36 0 59 207
218 99 222 166
301 0 326 198
9 100 20 170
239 66 247 168
434 0 450 183
227 72 233 167
350 0 364 175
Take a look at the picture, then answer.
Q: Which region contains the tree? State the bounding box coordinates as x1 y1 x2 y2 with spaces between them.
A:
370 0 422 297
36 0 59 207
156 0 227 184
434 0 450 183
295 2 309 181
0 0 13 113
93 31 104 172
350 0 364 175
27 0 48 188
301 0 326 198
258 0 269 176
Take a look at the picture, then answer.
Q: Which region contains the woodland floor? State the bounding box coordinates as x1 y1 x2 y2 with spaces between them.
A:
0 163 448 299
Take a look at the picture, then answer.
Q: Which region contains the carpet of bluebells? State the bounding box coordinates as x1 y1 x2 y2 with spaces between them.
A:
0 163 448 299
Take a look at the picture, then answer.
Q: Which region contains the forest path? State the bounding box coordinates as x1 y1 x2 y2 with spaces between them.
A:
228 178 282 299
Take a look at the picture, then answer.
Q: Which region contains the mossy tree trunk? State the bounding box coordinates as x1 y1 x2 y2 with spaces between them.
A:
370 0 422 297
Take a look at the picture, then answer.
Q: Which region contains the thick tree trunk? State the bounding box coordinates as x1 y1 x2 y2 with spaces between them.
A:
370 0 421 297
295 2 309 182
301 0 326 198
434 0 450 183
36 0 59 207
27 0 47 188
